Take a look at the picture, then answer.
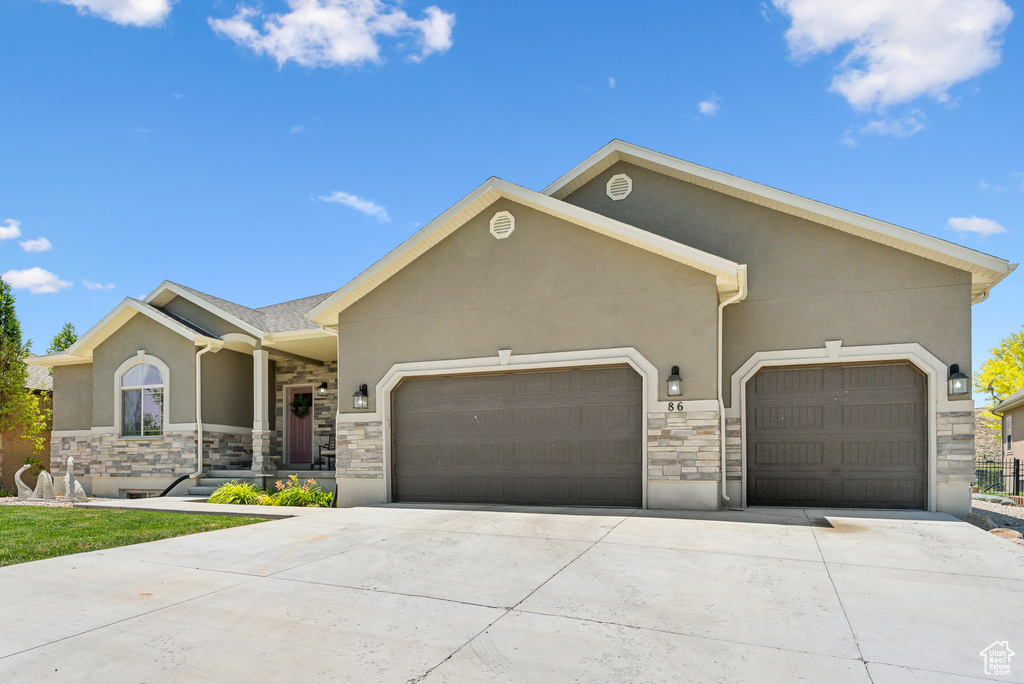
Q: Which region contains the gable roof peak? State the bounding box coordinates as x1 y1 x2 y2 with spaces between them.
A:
544 140 1016 304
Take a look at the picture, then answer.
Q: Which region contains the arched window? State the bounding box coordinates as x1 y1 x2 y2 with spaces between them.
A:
119 361 165 437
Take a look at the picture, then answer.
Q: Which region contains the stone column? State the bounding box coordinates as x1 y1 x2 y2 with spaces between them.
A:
251 349 275 484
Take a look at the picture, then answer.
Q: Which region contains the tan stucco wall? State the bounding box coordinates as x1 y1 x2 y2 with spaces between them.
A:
1005 406 1024 459
161 296 250 338
201 348 253 428
563 161 974 406
91 313 197 426
336 198 720 411
52 363 93 431
1 392 51 493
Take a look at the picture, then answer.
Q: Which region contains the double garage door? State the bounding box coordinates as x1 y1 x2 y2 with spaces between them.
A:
391 365 643 507
746 361 928 509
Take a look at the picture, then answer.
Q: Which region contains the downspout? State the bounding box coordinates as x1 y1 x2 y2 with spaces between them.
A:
191 341 220 480
718 266 747 505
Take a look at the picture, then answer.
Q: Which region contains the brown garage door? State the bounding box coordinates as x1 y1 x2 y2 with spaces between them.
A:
391 365 643 506
746 361 927 509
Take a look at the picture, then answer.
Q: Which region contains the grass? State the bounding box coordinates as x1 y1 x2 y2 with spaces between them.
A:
0 506 266 567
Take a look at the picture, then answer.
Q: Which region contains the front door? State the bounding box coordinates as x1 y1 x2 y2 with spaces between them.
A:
286 386 314 465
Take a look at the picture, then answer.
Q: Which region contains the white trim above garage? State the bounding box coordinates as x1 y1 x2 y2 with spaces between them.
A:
542 140 1016 303
308 179 747 326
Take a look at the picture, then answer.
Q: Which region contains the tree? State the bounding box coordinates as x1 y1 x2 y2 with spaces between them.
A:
47 322 77 355
0 280 49 470
975 324 1024 427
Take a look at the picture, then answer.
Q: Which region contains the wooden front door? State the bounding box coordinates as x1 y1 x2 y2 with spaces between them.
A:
287 386 314 465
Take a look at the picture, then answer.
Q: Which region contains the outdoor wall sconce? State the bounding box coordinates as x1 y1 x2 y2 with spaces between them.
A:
947 364 969 396
667 366 683 397
352 384 369 410
317 382 328 397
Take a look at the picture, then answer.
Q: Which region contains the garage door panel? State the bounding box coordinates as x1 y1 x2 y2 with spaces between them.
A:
754 405 824 430
747 362 927 509
753 442 824 466
392 365 643 507
842 402 921 430
752 367 824 395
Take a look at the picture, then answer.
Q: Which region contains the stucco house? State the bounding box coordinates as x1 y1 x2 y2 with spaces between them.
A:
993 387 1023 460
29 141 1017 516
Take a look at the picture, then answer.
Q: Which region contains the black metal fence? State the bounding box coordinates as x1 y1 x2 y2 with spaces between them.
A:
976 457 1022 496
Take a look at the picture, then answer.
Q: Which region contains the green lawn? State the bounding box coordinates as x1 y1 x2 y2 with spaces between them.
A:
0 506 266 567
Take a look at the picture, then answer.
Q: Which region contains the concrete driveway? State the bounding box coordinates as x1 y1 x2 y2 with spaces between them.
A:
1 504 1022 683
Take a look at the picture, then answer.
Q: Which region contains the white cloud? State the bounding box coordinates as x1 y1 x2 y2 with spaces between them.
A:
841 111 925 146
698 94 721 116
50 0 175 27
19 237 52 252
209 0 456 69
82 279 116 291
289 124 307 135
774 0 1013 110
947 216 1008 237
608 77 616 89
0 219 21 240
978 179 1005 193
2 268 72 294
317 190 390 222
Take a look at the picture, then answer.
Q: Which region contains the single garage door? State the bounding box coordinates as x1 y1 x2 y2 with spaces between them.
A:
746 361 927 509
391 365 643 506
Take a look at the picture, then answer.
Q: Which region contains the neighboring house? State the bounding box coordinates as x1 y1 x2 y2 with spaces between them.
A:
992 387 1024 460
29 141 1017 517
1 363 52 493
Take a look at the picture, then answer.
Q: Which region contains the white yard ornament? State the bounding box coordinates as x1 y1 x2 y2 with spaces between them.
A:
64 456 87 501
14 465 33 499
33 471 56 500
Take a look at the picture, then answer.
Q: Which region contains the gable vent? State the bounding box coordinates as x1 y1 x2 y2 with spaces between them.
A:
606 173 633 201
489 211 515 239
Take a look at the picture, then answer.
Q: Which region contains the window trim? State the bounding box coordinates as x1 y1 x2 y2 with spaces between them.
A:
1007 414 1013 455
114 351 170 439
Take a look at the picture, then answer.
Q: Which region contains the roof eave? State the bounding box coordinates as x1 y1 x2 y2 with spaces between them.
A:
543 141 1016 295
307 178 745 326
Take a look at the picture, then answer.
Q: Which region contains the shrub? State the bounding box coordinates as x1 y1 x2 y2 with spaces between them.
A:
206 476 332 508
272 475 333 508
208 481 264 505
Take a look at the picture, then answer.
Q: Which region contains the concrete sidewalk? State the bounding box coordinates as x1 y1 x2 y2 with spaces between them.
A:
73 495 333 519
1 505 1022 682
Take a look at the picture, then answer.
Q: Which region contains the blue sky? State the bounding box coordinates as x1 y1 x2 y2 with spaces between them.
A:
1 0 1020 383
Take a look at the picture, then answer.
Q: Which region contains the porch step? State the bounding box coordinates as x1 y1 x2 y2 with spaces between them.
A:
205 469 255 479
197 477 237 488
186 485 218 497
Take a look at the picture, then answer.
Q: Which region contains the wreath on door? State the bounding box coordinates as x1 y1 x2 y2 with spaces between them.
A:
289 393 313 418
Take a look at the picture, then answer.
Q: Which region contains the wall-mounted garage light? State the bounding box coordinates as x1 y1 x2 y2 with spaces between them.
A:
317 382 328 397
667 366 683 397
352 384 369 410
947 364 969 396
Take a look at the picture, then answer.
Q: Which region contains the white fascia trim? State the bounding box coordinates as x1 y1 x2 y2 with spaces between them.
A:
263 329 336 343
308 179 744 326
26 353 92 367
993 393 1024 415
542 141 1016 301
337 346 671 509
725 340 973 514
61 299 209 360
143 281 266 338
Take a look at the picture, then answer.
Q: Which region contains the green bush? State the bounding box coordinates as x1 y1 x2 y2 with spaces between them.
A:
206 475 332 508
208 481 264 505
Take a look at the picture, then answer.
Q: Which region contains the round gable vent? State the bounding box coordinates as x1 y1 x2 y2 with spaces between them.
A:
490 211 515 239
606 173 633 201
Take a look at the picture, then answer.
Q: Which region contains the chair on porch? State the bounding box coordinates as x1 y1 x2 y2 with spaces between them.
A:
317 434 336 471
